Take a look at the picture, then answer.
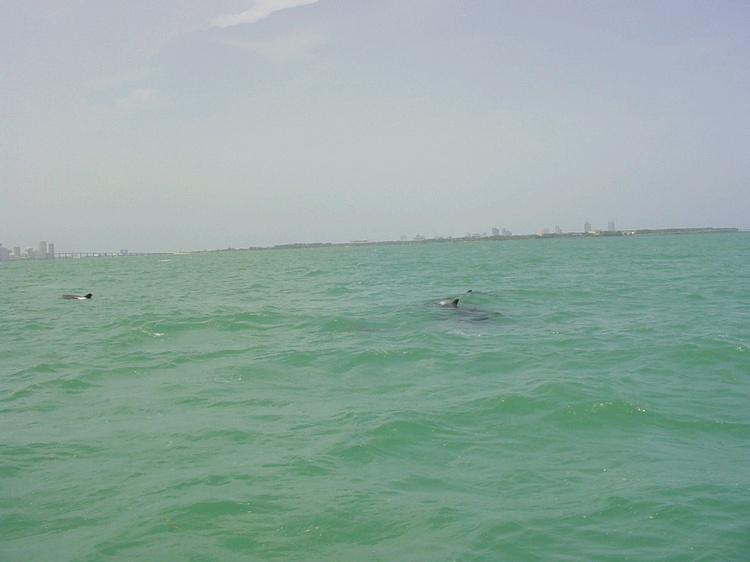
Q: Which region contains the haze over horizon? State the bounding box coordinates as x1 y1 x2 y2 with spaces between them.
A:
3 0 749 253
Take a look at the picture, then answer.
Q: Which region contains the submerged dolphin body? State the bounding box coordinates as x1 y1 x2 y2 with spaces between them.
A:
62 293 92 300
434 291 499 322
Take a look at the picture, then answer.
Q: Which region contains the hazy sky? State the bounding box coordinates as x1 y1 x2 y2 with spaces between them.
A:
2 0 749 252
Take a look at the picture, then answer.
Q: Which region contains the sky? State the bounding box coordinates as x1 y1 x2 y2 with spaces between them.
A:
2 0 749 252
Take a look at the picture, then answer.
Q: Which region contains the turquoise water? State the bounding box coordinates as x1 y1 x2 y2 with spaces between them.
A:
2 233 749 561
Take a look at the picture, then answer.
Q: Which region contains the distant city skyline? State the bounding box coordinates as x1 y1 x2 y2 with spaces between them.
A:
2 223 742 258
1 222 606 255
0 240 56 260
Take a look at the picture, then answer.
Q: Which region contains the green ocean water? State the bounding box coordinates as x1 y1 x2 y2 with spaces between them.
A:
2 232 749 561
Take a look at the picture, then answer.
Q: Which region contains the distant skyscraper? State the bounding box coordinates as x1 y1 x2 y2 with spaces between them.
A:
48 243 55 258
584 222 591 234
608 221 615 232
492 227 500 237
39 240 48 259
555 226 563 235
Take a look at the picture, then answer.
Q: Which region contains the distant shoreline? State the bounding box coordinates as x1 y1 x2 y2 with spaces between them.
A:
202 226 743 253
1 227 742 260
264 227 742 252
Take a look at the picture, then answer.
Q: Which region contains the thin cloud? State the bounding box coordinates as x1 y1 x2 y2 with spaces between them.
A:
88 88 163 125
122 89 160 107
211 0 320 28
87 68 154 93
220 27 324 63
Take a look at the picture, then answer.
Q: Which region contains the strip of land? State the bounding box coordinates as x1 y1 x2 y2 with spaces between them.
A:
1 227 741 260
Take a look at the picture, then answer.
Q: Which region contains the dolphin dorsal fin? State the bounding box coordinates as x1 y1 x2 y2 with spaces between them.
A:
452 298 459 307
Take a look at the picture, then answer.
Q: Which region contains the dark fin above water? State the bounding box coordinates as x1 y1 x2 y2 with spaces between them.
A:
452 298 460 307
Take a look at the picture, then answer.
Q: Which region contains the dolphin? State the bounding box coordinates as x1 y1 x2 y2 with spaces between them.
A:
62 293 92 300
438 290 474 307
435 291 500 321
